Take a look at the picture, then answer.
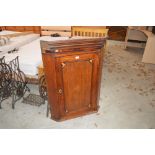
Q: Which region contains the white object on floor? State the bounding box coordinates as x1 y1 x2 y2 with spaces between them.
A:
0 31 40 54
0 30 20 35
4 36 69 76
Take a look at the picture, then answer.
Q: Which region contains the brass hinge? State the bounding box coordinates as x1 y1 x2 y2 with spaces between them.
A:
61 62 66 68
89 59 93 63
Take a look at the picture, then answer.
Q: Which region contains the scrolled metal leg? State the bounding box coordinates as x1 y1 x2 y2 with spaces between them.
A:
0 60 12 109
39 75 48 117
9 56 30 109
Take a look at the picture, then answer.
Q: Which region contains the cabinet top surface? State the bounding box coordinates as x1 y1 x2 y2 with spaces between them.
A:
40 37 106 54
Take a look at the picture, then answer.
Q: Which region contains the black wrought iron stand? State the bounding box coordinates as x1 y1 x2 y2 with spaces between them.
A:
0 56 49 117
0 56 30 109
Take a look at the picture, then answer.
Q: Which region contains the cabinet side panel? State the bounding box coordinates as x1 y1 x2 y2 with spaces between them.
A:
96 48 104 107
42 53 60 120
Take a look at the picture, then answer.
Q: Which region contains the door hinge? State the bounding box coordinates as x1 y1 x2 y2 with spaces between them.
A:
89 59 93 63
61 62 66 68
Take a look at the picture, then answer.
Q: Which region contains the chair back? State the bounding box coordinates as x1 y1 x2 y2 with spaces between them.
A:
72 26 109 37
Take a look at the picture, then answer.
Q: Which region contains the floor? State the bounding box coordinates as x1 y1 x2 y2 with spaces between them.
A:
0 41 155 129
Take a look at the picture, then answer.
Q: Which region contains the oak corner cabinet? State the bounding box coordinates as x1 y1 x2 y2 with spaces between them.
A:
41 38 106 121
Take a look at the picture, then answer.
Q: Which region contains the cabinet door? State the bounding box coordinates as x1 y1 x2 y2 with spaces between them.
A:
56 53 100 117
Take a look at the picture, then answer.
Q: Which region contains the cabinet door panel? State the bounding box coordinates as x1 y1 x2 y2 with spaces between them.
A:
56 53 99 115
63 60 92 112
